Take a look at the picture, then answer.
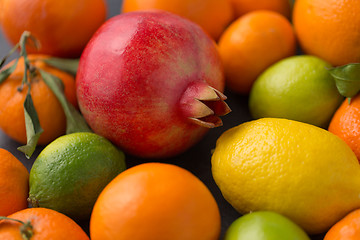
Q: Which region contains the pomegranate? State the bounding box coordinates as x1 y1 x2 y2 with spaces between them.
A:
76 11 230 158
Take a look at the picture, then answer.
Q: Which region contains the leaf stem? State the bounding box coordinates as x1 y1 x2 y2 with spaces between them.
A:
0 216 33 240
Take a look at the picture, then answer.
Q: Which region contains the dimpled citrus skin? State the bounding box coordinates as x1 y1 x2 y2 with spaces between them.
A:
90 163 221 240
0 208 89 240
329 94 360 161
293 0 360 66
211 118 360 234
29 132 126 220
249 55 343 128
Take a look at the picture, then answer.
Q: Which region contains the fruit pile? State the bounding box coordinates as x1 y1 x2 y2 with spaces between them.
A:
0 0 359 239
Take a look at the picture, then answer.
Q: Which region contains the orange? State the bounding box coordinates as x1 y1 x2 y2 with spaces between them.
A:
229 0 291 19
329 94 360 161
0 208 89 239
293 0 360 66
0 55 78 145
0 0 106 58
121 0 234 40
0 148 28 216
90 163 221 240
218 10 296 94
324 208 360 240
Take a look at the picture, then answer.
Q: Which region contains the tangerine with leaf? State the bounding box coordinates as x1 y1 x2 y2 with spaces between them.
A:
0 208 89 240
0 32 90 158
0 55 77 143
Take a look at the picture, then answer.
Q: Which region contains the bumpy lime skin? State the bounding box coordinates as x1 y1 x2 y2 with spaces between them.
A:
224 211 310 240
28 132 126 220
249 55 343 128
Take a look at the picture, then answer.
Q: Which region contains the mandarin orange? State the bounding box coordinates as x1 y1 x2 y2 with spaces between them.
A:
90 163 221 240
0 208 89 240
229 0 291 19
121 0 234 40
218 10 296 94
0 0 106 57
324 208 360 240
293 0 360 66
329 94 360 161
0 149 28 217
0 55 77 145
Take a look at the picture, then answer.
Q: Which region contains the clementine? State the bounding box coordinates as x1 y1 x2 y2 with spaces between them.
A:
329 94 360 161
0 0 107 58
121 0 234 40
0 148 28 217
293 0 360 66
90 162 221 240
229 0 291 19
0 208 89 240
218 10 296 94
324 208 360 240
0 54 77 145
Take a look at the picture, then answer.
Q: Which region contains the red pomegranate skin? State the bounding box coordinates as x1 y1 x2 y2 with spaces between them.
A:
76 11 227 158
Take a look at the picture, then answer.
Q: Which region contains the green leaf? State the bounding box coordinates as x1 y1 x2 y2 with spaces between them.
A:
17 93 44 159
38 69 91 134
42 57 79 76
0 59 19 84
328 63 360 98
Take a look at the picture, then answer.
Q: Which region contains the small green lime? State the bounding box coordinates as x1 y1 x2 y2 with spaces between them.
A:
249 55 343 128
224 211 310 240
28 132 126 220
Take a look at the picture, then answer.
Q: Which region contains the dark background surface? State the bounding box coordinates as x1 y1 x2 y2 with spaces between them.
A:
0 0 325 239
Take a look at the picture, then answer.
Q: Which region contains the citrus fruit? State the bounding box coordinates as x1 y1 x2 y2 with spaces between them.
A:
211 118 360 234
249 55 343 128
121 0 234 40
0 148 28 216
28 132 126 220
218 10 296 94
90 162 220 240
0 0 107 58
293 0 360 66
324 208 360 240
224 211 310 240
329 94 360 161
0 208 89 240
229 0 291 19
0 55 77 145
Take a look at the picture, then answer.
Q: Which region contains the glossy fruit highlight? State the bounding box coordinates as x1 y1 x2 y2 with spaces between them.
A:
90 163 221 240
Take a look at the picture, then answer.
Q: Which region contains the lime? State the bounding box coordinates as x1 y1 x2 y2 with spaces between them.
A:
249 55 343 128
28 132 126 220
211 118 360 234
224 211 310 240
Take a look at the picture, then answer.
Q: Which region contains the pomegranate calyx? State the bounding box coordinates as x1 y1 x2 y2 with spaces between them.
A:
180 82 231 128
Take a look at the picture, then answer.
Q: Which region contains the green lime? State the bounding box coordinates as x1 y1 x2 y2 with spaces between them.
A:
249 55 343 128
224 211 310 240
28 132 126 220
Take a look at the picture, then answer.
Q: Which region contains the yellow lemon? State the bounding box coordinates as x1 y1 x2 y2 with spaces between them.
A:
211 118 360 234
